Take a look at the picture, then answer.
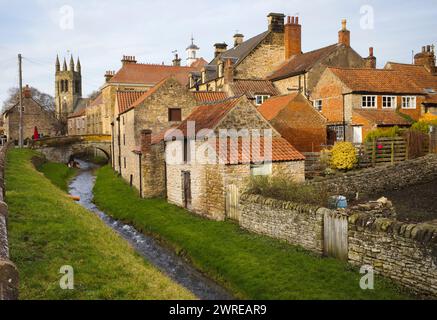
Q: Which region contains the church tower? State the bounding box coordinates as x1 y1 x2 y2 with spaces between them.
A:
186 36 200 67
55 54 83 119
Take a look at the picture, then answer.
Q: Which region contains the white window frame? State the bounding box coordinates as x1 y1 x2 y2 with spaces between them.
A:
402 96 416 109
361 95 377 109
255 95 270 106
250 163 272 176
382 96 397 109
314 99 323 112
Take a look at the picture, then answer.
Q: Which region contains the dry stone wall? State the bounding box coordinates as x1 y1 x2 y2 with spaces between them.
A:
311 154 437 200
240 193 437 297
0 144 19 300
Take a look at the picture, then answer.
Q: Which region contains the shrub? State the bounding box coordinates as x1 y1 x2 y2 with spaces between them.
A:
330 142 357 170
245 176 329 207
365 126 401 142
411 121 430 134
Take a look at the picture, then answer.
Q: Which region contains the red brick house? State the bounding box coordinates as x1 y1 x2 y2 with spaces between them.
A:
311 67 426 143
258 93 327 151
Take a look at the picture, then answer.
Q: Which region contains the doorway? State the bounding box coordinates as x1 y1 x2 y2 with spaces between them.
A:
353 126 363 143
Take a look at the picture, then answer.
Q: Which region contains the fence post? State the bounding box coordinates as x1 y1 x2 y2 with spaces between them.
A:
372 138 376 167
405 134 410 160
391 140 395 165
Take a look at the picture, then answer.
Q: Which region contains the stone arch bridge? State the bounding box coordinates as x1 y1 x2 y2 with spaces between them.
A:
31 135 112 163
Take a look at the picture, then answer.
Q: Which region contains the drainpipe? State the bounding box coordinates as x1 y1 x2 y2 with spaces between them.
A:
138 153 143 198
164 142 168 199
117 116 122 175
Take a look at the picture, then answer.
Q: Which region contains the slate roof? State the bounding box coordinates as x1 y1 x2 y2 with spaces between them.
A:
229 79 279 99
109 63 197 86
268 44 339 80
210 31 270 67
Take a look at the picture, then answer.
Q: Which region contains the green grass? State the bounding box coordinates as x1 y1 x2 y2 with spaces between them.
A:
93 165 411 300
37 162 77 192
6 149 195 300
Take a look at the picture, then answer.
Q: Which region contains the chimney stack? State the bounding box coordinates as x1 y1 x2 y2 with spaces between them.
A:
224 58 235 84
414 44 436 73
267 13 285 33
284 16 302 59
121 55 137 66
23 85 32 99
233 33 244 47
105 71 115 82
172 53 181 66
364 47 377 69
214 43 228 58
140 129 153 155
338 19 350 47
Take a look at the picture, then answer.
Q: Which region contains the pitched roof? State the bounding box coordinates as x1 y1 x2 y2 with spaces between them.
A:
229 79 280 99
328 67 425 94
210 31 270 67
257 93 300 120
116 90 147 114
109 63 196 85
192 91 229 103
190 58 208 69
268 44 339 80
385 62 437 104
173 97 242 138
211 136 305 164
352 109 412 126
88 92 103 107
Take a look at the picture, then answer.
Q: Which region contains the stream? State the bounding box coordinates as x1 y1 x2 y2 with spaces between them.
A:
68 159 233 300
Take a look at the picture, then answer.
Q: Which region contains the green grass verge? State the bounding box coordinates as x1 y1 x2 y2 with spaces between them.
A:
94 165 411 300
37 162 77 192
6 149 195 300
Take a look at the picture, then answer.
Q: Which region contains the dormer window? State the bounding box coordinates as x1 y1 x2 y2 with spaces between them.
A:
361 95 377 108
255 95 270 106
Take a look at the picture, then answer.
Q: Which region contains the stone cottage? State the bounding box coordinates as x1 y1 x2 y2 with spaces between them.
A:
3 85 55 143
67 108 86 136
258 92 327 152
311 67 426 143
112 76 198 198
163 96 305 221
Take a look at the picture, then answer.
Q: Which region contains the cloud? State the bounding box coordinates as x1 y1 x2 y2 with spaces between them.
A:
1 0 436 105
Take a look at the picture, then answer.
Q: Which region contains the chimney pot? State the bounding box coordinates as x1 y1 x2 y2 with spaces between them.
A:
295 17 299 24
369 47 374 57
23 85 31 98
338 19 351 47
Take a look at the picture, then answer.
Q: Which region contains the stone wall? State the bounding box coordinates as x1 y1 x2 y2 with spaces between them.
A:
239 194 326 254
0 144 19 300
239 193 437 297
311 154 437 200
348 212 437 297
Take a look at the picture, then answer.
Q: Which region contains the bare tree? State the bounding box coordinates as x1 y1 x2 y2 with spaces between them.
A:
88 90 101 101
2 86 55 112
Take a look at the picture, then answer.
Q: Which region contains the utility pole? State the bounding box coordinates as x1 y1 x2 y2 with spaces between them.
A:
18 54 23 148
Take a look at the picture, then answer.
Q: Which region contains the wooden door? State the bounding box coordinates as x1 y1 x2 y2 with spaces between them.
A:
183 171 192 209
226 184 240 221
324 211 348 261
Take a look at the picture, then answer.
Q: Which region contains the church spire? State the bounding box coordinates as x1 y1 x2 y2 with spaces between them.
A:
63 58 68 71
69 55 75 71
76 57 81 73
56 55 60 72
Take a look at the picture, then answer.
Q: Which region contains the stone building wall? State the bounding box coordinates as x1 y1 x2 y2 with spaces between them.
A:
142 141 166 198
235 32 286 80
4 98 55 143
311 153 437 200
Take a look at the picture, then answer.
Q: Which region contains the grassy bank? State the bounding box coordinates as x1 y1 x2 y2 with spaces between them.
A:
37 162 77 192
94 165 410 300
6 149 194 300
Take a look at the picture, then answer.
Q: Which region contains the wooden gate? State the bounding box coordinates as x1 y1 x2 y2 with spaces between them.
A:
430 126 437 153
324 212 348 261
226 184 240 221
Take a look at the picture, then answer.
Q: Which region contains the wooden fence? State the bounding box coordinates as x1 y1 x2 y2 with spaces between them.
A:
431 126 437 153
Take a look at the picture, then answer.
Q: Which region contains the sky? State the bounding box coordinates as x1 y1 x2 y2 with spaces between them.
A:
0 0 436 105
